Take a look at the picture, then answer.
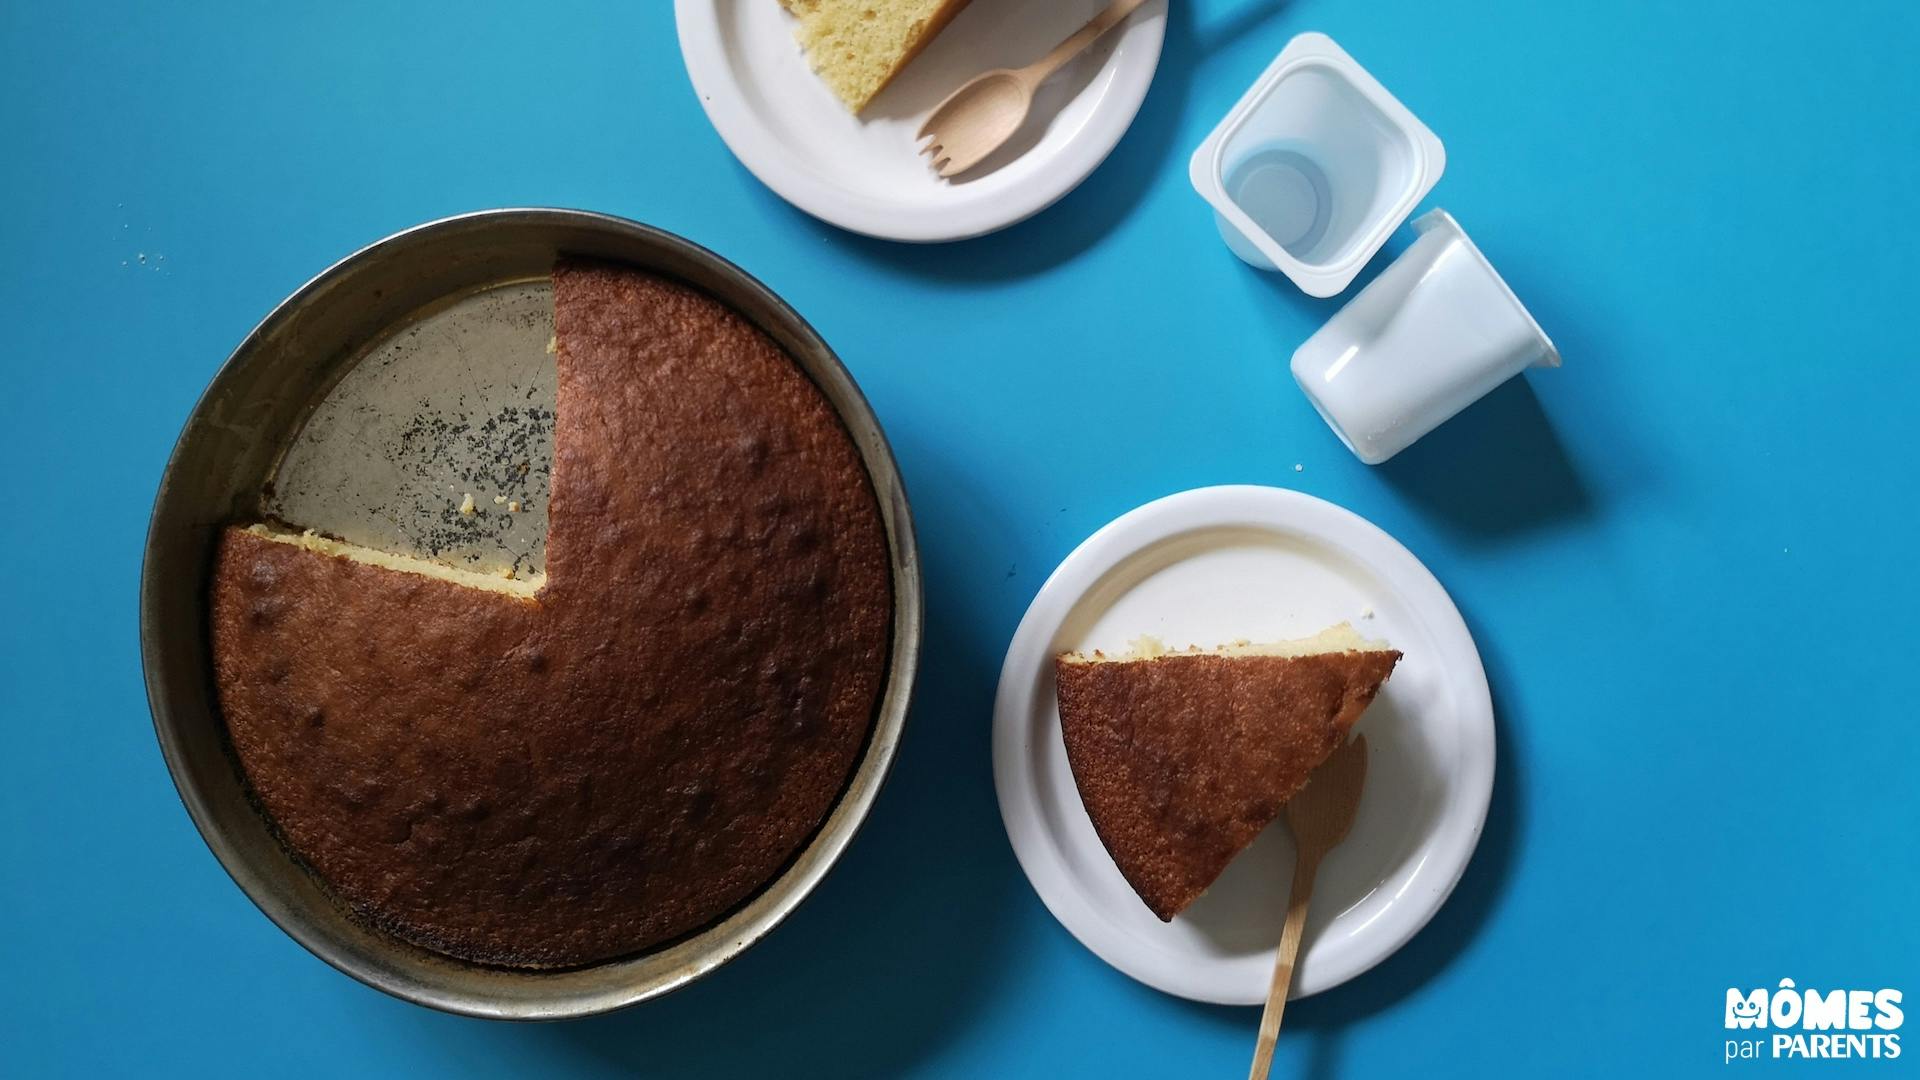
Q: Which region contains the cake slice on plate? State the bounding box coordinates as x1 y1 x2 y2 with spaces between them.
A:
782 0 972 112
1054 623 1400 921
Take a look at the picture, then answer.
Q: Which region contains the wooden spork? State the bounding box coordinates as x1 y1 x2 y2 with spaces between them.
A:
1247 733 1370 1080
916 0 1153 178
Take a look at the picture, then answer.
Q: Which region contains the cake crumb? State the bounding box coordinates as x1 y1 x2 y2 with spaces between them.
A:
459 493 477 515
493 494 508 505
508 500 522 513
546 334 558 355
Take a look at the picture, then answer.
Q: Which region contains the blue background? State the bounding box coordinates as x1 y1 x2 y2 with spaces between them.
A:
4 1 1917 1075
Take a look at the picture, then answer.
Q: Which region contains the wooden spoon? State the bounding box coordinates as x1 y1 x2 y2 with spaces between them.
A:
916 0 1153 178
1247 733 1370 1080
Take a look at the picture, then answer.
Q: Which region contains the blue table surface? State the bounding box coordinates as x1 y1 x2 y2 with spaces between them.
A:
5 1 1918 1076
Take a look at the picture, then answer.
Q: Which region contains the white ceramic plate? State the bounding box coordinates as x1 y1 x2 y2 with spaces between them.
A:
674 0 1167 242
993 486 1494 1004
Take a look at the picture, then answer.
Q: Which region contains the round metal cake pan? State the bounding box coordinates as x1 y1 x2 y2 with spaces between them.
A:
140 208 922 1020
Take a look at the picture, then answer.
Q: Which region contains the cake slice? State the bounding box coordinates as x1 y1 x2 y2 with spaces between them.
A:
781 0 972 113
1054 624 1400 921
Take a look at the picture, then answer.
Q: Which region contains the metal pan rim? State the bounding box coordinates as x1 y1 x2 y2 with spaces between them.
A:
141 207 922 1020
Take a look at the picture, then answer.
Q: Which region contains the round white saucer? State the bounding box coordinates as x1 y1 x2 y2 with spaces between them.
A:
992 485 1494 1004
674 0 1167 242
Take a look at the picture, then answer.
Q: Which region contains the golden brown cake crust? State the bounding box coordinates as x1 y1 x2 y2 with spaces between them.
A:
209 261 892 968
1053 649 1400 921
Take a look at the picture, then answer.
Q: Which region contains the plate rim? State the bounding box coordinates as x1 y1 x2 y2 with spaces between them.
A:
991 484 1494 1005
673 0 1168 243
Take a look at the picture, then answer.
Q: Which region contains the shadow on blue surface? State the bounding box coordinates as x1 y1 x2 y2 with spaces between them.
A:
1378 377 1593 543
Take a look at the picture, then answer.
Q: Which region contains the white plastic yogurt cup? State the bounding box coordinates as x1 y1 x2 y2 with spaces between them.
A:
1189 32 1445 297
1291 210 1561 464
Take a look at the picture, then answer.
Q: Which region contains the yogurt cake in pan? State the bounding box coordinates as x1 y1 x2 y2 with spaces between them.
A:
209 260 892 968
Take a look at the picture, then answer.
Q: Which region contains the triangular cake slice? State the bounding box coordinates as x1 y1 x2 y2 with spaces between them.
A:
1054 623 1401 921
781 0 973 112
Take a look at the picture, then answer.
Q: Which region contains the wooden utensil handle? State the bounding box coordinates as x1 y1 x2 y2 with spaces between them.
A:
1025 0 1154 87
1248 853 1320 1080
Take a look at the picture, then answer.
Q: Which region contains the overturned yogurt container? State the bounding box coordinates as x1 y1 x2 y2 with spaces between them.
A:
1292 209 1561 464
1189 32 1445 298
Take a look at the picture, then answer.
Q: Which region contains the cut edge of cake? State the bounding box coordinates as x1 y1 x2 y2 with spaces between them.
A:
240 523 544 599
1058 621 1391 665
781 0 974 113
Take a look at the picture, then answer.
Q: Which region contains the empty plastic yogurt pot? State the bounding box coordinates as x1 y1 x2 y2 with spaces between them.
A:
1189 32 1445 298
1291 209 1560 464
